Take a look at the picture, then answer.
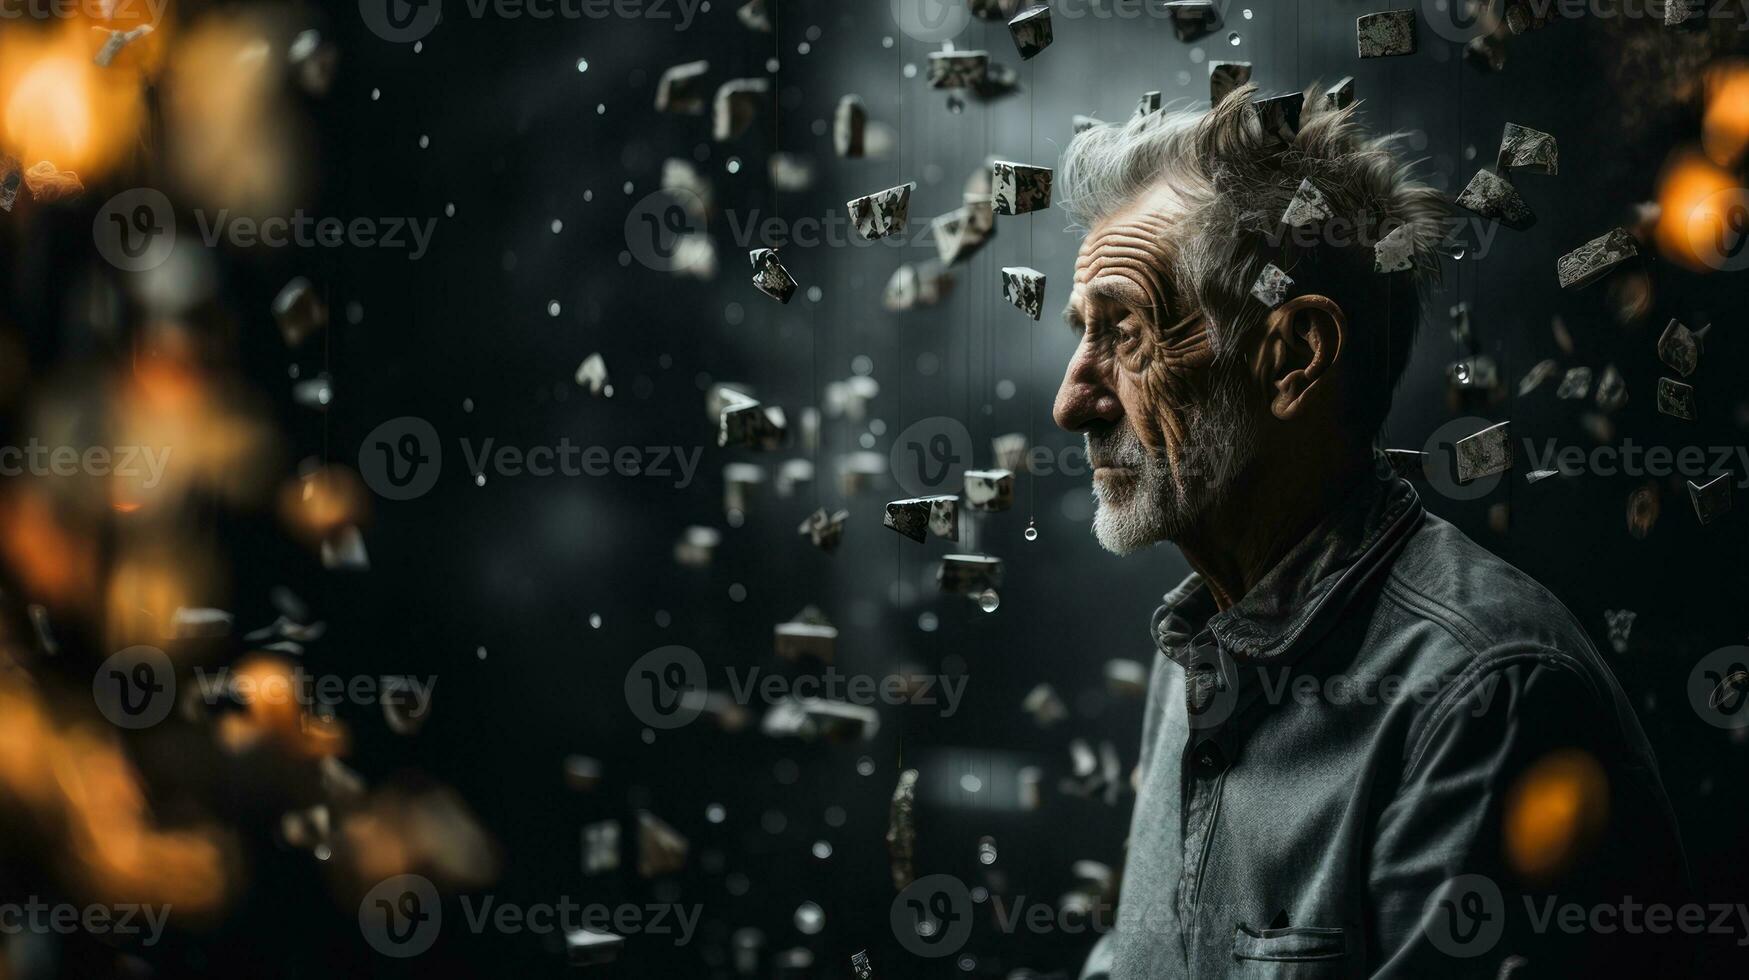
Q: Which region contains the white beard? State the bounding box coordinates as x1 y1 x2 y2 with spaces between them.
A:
1087 368 1254 555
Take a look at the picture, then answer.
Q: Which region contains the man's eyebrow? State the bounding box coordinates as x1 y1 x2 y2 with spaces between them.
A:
1082 277 1150 308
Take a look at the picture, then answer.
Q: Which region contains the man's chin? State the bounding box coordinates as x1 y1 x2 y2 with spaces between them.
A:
1091 496 1167 556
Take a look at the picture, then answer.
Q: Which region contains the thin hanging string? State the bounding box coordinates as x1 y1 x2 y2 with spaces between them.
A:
1027 53 1036 528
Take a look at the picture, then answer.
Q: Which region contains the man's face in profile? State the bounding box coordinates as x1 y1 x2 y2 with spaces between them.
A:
1053 184 1259 555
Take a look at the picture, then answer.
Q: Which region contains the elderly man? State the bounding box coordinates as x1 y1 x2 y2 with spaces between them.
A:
1057 87 1691 978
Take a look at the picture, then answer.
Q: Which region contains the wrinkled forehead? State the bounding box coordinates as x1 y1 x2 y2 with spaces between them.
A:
1071 181 1194 303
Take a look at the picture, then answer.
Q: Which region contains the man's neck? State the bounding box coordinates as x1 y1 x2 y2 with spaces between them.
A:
1175 459 1371 612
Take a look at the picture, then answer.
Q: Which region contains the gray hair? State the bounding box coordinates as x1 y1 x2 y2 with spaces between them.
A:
1058 83 1448 434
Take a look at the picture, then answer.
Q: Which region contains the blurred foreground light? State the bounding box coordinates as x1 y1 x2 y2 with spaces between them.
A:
0 20 148 179
1653 149 1745 272
1703 59 1749 167
1503 748 1608 883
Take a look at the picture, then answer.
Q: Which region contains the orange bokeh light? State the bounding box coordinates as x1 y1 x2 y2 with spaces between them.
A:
1504 748 1608 883
1653 149 1745 272
0 20 147 179
1704 60 1749 167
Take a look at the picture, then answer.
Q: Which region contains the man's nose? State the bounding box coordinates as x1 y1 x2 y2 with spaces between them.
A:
1053 339 1123 433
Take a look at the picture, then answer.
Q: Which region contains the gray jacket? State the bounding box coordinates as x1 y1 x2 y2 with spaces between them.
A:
1083 473 1690 978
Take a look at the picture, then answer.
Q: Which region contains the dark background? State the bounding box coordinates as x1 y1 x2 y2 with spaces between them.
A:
3 0 1748 976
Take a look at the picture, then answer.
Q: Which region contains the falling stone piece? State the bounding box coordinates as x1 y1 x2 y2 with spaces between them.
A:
1454 421 1512 483
661 158 712 217
992 160 1052 215
1250 262 1293 308
1357 10 1417 58
1448 356 1499 393
1656 377 1696 420
1007 6 1053 60
719 391 786 448
1001 266 1046 320
1497 122 1558 175
170 607 233 640
562 755 602 792
775 620 838 663
1688 472 1732 525
1595 364 1627 412
1324 76 1356 110
1627 483 1660 539
582 820 620 874
1023 683 1069 726
798 508 849 552
636 811 689 878
963 468 1014 511
654 60 709 114
1456 169 1536 230
762 698 877 741
886 769 918 891
1072 114 1104 134
575 353 609 394
272 277 328 347
852 949 873 980
1252 93 1303 143
1210 61 1253 104
749 248 797 304
932 199 996 266
1556 228 1638 289
1657 318 1698 377
288 30 338 96
970 61 1021 102
1106 659 1148 698
321 526 368 571
938 554 1003 594
712 78 769 141
1525 469 1559 484
1603 609 1636 654
992 433 1028 471
1165 0 1223 41
737 0 772 31
1135 90 1163 117
674 525 723 569
0 157 20 212
1556 367 1592 400
847 182 915 241
768 152 813 192
883 495 959 543
1281 177 1333 227
834 95 866 158
969 0 1021 19
928 49 989 90
1519 359 1558 396
566 929 624 967
1383 449 1428 480
1374 224 1415 273
94 24 153 68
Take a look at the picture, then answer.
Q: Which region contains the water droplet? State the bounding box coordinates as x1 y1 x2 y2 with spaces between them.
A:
589 613 602 629
1445 243 1467 260
977 589 1001 613
474 473 486 487
575 58 589 72
1024 521 1039 542
1455 362 1471 383
947 94 965 114
1228 31 1242 45
1243 8 1254 18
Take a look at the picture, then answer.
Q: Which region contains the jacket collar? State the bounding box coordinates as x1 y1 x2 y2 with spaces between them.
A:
1151 472 1424 667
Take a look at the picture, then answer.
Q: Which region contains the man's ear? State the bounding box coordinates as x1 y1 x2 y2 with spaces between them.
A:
1252 294 1347 421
